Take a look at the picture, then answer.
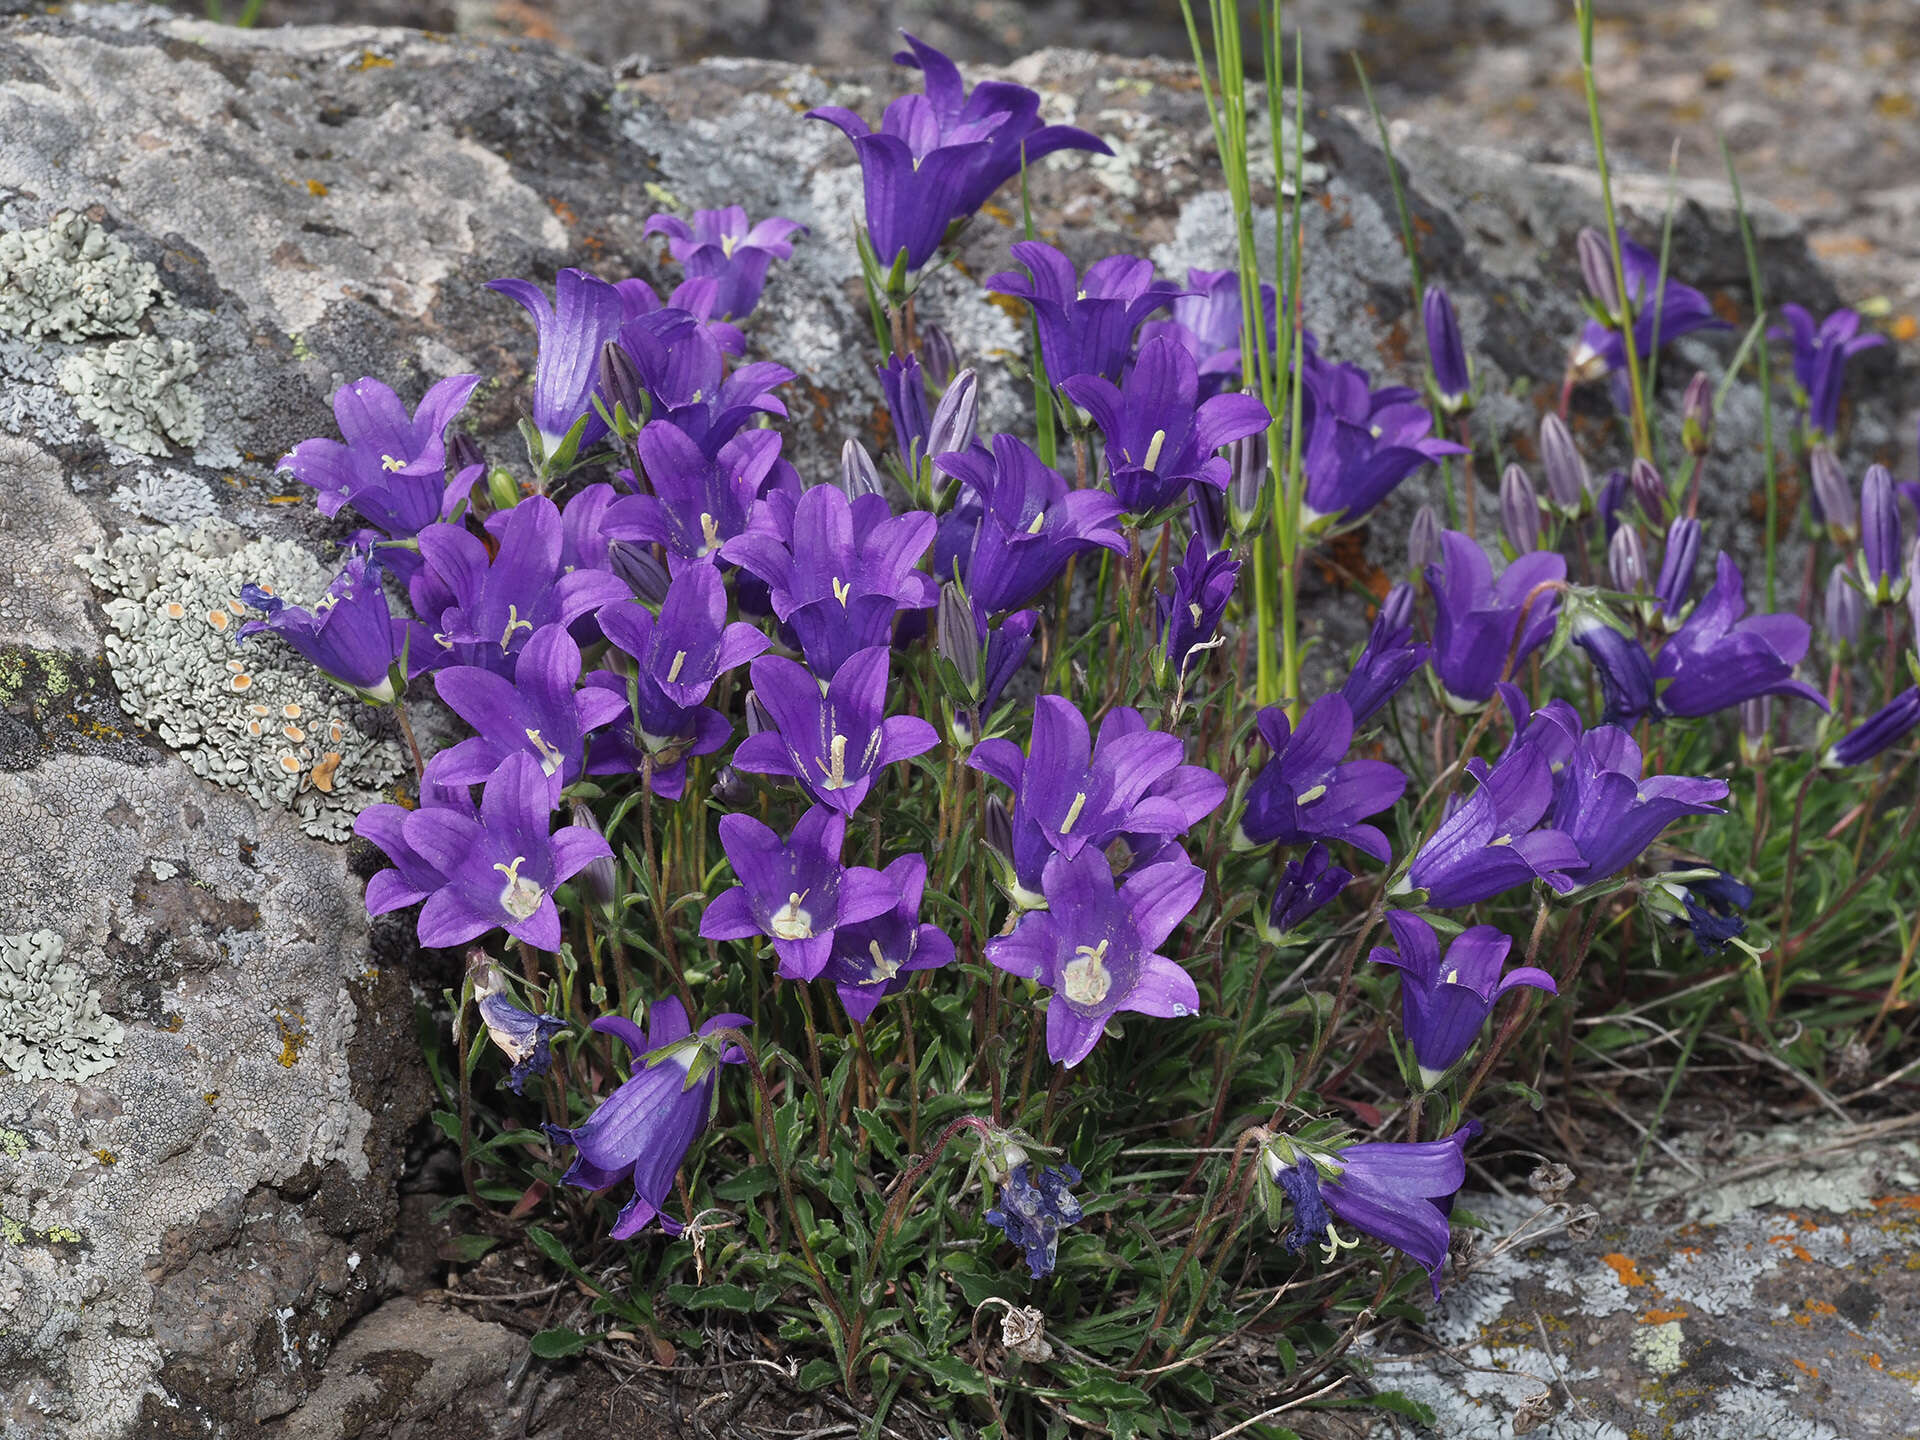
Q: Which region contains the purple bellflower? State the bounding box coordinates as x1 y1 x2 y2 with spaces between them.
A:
986 848 1203 1067
700 807 901 980
1368 911 1556 1087
1259 842 1353 944
379 752 613 951
1062 334 1270 513
278 374 480 541
471 961 567 1095
581 665 733 802
1233 695 1407 859
1860 465 1907 603
818 853 955 1023
1652 553 1827 717
951 607 1041 746
407 496 629 678
987 242 1183 387
1551 724 1728 885
1427 530 1566 709
603 423 786 572
488 268 628 455
1268 1122 1480 1295
1571 615 1657 725
352 775 476 919
643 205 805 320
425 623 628 800
1773 304 1884 440
1423 285 1472 411
547 997 749 1238
616 309 793 454
1570 238 1730 385
1403 740 1585 906
986 1159 1085 1279
1155 535 1240 688
1140 266 1277 393
733 647 939 815
935 435 1128 615
1654 515 1702 625
1825 687 1920 768
878 352 932 476
1664 868 1753 955
1299 358 1468 527
238 549 408 704
1340 583 1431 725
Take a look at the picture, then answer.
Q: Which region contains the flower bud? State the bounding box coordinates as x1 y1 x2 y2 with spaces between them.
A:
1630 458 1667 526
1380 580 1414 634
710 765 753 808
447 431 484 476
1577 227 1620 319
1608 522 1646 594
1824 565 1863 647
1860 464 1902 601
1539 413 1588 513
935 582 982 700
1228 429 1267 533
983 793 1014 863
1740 696 1772 766
486 466 522 513
1654 516 1700 622
920 323 958 390
839 438 883 498
1423 284 1472 410
1190 482 1226 553
568 801 618 910
927 367 978 461
745 692 772 737
1682 371 1714 456
608 540 670 605
1908 538 1920 668
597 338 645 431
1499 464 1540 554
1407 504 1442 575
1809 448 1855 543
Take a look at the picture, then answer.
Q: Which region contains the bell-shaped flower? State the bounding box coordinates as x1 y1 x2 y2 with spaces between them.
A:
598 562 770 711
1403 741 1585 906
986 1160 1085 1279
700 806 902 980
238 549 408 704
488 268 628 454
352 775 477 918
1062 335 1269 513
818 853 955 1023
1233 696 1407 859
546 997 749 1238
278 374 480 541
385 752 613 951
472 960 568 1095
614 272 746 356
1140 266 1277 393
1427 530 1565 709
1552 725 1727 885
643 205 805 320
935 435 1127 616
582 666 733 802
1773 303 1884 441
425 624 628 800
603 423 786 572
1662 868 1753 955
1259 842 1353 944
1569 238 1729 384
986 242 1183 387
1368 912 1556 1087
733 648 939 815
1825 686 1920 768
407 496 629 678
1155 535 1239 687
1340 583 1430 725
1267 1121 1480 1295
617 308 792 454
1652 552 1827 717
986 849 1203 1067
1571 613 1657 725
1299 359 1467 526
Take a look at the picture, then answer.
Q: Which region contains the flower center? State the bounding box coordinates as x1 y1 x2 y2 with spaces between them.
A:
817 734 850 790
771 891 813 941
1026 510 1046 536
500 603 533 652
492 856 545 920
721 233 739 259
525 728 564 775
380 454 405 472
1059 791 1088 835
1296 783 1327 806
1062 939 1113 1006
666 649 688 684
867 939 900 982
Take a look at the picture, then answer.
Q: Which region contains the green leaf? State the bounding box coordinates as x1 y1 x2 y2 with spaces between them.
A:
529 1328 591 1359
664 1282 758 1313
444 1232 498 1263
525 1225 585 1278
797 1358 841 1392
914 1354 991 1396
430 1109 461 1145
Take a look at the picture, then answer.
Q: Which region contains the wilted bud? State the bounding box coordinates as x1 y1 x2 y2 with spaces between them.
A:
1228 429 1267 533
608 540 670 605
1654 516 1701 622
1564 1205 1600 1242
839 437 883 498
486 466 522 513
1740 696 1771 765
1577 226 1620 319
1407 504 1442 575
1608 522 1646 594
447 431 485 476
927 367 979 461
568 801 617 909
597 338 645 431
920 323 958 390
1682 370 1714 456
1809 448 1856 543
1630 458 1667 526
1499 464 1540 554
710 765 753 808
935 582 982 700
1527 1162 1575 1203
1423 284 1472 410
1539 413 1588 513
1860 464 1903 601
1824 565 1863 647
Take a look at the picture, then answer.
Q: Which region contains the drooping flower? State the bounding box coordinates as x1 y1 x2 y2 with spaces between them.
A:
1367 912 1555 1087
381 752 613 951
818 853 955 1023
1403 741 1585 906
1824 687 1920 768
1299 359 1468 527
1232 696 1407 859
1569 238 1730 384
1062 335 1269 513
1570 615 1657 726
602 423 787 571
986 1160 1085 1279
546 997 749 1238
1259 842 1353 944
471 959 568 1095
1652 552 1827 717
1423 285 1472 411
935 435 1128 616
488 268 629 455
1662 867 1753 955
986 242 1183 387
1427 531 1566 709
1773 304 1884 441
278 374 481 541
985 848 1203 1067
407 496 629 678
1551 725 1728 885
425 623 629 800
1267 1121 1481 1295
1340 583 1430 726
642 205 805 320
238 549 408 704
700 807 901 980
1154 535 1240 688
733 647 939 815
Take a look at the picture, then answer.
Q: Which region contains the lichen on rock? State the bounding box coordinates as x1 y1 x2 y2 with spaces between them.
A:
76 524 406 840
56 335 206 458
0 930 123 1083
0 212 161 343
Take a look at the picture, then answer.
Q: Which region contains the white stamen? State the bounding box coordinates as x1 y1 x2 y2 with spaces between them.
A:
1142 429 1167 471
500 603 533 652
1059 791 1088 834
817 734 850 789
526 728 564 775
699 512 722 551
492 856 545 920
770 891 813 940
831 577 851 606
666 650 687 683
1062 939 1112 1006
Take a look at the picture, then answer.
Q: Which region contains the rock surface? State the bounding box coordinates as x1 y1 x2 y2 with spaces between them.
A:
0 7 1907 1439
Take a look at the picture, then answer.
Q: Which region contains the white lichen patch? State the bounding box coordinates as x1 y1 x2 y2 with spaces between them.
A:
0 930 124 1084
76 523 405 840
0 212 161 343
109 467 219 527
1630 1319 1685 1375
57 335 205 457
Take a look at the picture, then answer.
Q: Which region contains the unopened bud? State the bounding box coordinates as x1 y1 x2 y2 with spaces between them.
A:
568 801 618 909
608 540 670 605
1809 448 1856 543
920 324 958 390
1577 226 1620 319
447 431 485 476
710 765 752 808
1682 371 1714 456
486 466 522 513
745 692 772 737
1609 522 1646 594
1539 413 1588 513
839 438 883 498
598 338 645 431
927 368 978 461
935 582 981 699
1500 464 1540 554
1824 565 1863 647
983 794 1013 862
1740 696 1771 765
1655 516 1701 622
1630 458 1667 526
1407 504 1442 576
1860 464 1901 600
1228 429 1268 533
1190 482 1226 553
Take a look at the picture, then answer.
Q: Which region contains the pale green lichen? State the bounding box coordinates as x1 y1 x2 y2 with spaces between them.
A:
75 522 406 840
56 335 205 457
0 1129 26 1161
0 931 123 1084
109 467 220 526
1631 1318 1686 1376
0 212 161 343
